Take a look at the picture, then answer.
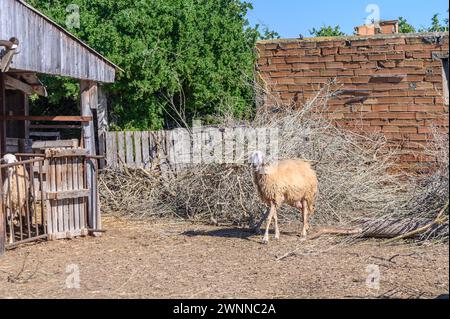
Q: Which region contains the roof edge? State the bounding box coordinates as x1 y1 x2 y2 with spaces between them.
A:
257 31 450 45
17 0 124 73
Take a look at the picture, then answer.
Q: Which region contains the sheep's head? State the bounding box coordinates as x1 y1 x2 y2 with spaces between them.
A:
250 151 265 169
2 154 18 164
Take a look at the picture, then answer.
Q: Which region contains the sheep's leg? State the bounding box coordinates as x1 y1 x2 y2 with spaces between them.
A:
8 213 13 244
273 210 280 240
252 208 270 234
301 199 309 237
262 204 276 244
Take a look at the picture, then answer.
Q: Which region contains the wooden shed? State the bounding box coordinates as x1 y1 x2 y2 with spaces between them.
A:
0 0 121 255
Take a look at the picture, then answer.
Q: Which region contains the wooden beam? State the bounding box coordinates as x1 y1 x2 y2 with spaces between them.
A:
46 189 89 200
3 74 47 97
80 80 101 235
0 38 19 73
0 115 92 122
33 139 79 150
29 124 81 130
0 73 5 155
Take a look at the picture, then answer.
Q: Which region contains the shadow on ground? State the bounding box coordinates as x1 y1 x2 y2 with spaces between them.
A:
182 227 255 240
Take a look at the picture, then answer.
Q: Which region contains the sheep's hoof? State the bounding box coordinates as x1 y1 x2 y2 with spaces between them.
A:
261 237 269 245
275 233 280 240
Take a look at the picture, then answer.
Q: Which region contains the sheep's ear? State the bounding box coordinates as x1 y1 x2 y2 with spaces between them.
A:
250 151 264 166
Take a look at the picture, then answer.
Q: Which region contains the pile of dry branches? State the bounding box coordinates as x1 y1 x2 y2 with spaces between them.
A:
100 81 449 241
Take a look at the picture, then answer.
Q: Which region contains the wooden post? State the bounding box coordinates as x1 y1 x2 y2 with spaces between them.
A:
97 85 108 168
0 72 6 155
0 160 5 256
80 80 101 236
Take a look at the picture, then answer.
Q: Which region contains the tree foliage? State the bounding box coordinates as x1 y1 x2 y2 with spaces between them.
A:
418 12 449 32
308 25 346 37
398 17 416 34
27 0 260 130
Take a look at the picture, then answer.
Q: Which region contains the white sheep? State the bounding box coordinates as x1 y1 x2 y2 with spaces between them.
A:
250 151 318 244
1 154 30 244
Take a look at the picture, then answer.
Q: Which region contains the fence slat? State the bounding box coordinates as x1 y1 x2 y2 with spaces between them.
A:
141 131 150 169
106 132 117 168
234 127 245 164
134 132 142 168
125 132 134 167
117 132 125 166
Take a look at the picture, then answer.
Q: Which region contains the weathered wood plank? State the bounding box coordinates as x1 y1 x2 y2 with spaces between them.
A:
134 132 142 168
117 132 125 165
105 132 117 168
33 139 79 150
125 131 134 167
141 131 150 169
46 189 89 200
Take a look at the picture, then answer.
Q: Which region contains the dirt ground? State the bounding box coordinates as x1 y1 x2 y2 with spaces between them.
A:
0 216 448 299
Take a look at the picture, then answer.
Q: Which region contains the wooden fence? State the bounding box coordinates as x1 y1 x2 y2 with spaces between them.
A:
0 148 101 255
104 127 279 171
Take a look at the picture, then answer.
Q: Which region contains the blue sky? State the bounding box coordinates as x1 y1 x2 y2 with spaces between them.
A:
246 0 449 38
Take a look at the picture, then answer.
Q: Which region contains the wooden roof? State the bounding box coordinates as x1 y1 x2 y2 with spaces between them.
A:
0 0 121 83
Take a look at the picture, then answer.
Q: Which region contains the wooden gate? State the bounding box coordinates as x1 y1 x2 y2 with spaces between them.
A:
44 148 90 240
0 148 100 255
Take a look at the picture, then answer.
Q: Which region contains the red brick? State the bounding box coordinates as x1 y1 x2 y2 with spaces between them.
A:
343 62 364 69
279 42 300 50
273 49 306 57
305 48 321 55
372 105 390 112
412 52 432 59
339 47 358 54
383 126 400 133
408 105 444 112
388 119 420 126
351 76 371 83
322 47 339 55
269 57 286 64
335 55 353 62
351 55 369 62
399 60 424 68
298 41 318 49
273 64 292 71
386 52 405 60
394 44 424 51
368 54 387 61
389 105 410 112
275 78 295 84
291 63 325 71
424 75 443 83
414 97 434 104
400 127 418 133
354 69 377 76
408 134 428 141
325 62 344 69
317 56 336 62
377 97 414 104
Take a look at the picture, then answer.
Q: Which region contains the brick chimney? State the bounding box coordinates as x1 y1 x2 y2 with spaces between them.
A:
355 20 399 36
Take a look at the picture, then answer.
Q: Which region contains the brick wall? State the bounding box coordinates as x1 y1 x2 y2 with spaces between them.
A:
256 32 449 168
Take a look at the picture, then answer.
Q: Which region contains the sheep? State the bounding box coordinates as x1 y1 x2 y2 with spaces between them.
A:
250 151 318 244
1 154 30 244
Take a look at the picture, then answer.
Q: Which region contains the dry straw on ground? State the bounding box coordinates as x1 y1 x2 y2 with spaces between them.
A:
100 80 449 242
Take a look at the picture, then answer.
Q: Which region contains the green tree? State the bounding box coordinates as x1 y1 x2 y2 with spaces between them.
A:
398 17 416 33
27 0 260 130
308 25 346 37
419 12 449 32
258 24 280 40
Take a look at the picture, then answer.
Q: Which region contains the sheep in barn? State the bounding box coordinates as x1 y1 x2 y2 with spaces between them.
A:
250 151 318 244
1 154 30 244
